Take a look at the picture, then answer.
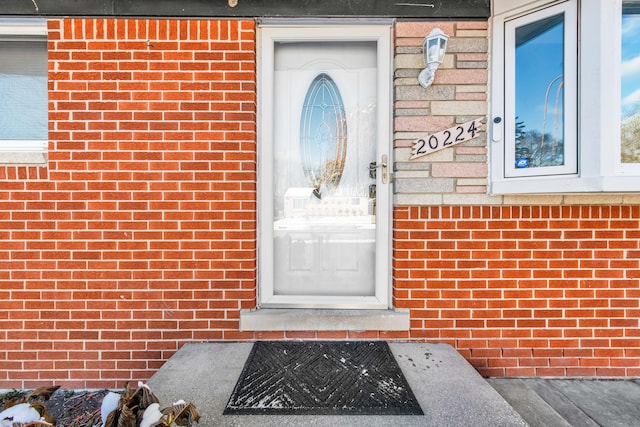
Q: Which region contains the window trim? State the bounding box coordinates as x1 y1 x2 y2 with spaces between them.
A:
490 0 640 194
0 19 47 37
0 140 47 152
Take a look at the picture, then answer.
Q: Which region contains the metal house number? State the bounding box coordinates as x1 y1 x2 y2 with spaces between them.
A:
410 118 483 160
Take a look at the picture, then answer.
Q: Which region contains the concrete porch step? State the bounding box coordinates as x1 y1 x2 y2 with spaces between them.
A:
147 342 527 426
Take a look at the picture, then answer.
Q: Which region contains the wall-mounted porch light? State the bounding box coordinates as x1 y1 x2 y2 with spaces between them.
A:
418 28 449 88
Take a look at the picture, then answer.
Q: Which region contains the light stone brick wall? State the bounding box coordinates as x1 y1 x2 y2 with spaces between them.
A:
393 21 495 206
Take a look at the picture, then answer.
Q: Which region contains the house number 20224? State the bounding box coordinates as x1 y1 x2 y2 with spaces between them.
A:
410 118 483 160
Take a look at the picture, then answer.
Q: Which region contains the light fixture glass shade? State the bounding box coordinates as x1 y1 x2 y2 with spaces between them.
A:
423 28 448 67
419 28 449 88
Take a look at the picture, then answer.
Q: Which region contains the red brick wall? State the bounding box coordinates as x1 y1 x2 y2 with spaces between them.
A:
2 17 639 389
0 18 257 389
394 205 640 377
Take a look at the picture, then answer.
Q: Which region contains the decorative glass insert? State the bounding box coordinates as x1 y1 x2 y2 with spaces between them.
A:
514 13 566 169
621 3 640 163
0 38 47 141
299 73 348 199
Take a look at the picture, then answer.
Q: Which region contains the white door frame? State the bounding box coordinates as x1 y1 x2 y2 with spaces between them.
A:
257 23 393 309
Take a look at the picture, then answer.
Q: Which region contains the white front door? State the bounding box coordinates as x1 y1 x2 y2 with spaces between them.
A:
258 25 391 308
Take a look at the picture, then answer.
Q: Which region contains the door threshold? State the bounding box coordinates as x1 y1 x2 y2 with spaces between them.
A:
239 308 410 331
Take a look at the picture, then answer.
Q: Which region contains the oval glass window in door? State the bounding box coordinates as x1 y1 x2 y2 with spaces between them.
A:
300 73 348 199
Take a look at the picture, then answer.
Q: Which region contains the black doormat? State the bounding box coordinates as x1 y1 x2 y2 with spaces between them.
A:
224 341 423 415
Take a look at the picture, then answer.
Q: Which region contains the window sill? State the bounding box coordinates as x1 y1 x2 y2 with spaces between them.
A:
0 151 47 165
490 175 640 194
239 308 410 331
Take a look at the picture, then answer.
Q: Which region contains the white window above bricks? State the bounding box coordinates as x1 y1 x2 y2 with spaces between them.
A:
0 19 48 165
490 0 640 194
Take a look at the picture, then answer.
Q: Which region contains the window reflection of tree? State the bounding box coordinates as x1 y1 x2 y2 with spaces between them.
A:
622 114 640 163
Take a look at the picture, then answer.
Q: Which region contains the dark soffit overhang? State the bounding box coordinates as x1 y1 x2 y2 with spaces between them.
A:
0 0 490 19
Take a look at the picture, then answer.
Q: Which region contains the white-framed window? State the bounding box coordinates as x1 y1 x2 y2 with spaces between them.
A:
621 3 640 171
0 19 48 163
490 0 640 193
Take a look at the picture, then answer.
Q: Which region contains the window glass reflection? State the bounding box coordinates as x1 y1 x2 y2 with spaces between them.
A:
300 73 348 199
0 39 47 141
621 3 640 163
514 14 565 169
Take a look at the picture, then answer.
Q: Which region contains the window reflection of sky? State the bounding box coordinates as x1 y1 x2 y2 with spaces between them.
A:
0 74 47 140
515 16 564 137
622 11 640 118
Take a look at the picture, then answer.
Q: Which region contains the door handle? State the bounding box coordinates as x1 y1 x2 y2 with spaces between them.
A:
369 154 388 184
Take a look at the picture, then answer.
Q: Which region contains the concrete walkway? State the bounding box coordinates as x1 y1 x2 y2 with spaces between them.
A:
148 342 527 426
488 377 640 427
